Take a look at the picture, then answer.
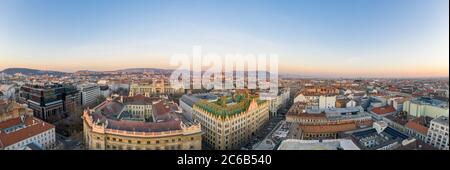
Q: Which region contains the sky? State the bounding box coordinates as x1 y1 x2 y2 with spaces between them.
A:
0 0 448 78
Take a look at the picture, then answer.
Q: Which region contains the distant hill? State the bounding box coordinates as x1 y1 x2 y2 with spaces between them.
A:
113 68 174 74
0 68 68 76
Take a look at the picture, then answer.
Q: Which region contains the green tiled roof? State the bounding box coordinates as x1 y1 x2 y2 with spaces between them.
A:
195 95 266 118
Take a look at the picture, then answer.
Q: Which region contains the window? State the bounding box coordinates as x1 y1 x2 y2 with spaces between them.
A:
128 140 132 143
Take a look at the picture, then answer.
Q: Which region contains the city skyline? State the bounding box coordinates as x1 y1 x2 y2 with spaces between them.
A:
0 0 449 78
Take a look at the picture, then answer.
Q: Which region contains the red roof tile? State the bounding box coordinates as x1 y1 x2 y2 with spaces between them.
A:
0 116 54 148
371 106 396 115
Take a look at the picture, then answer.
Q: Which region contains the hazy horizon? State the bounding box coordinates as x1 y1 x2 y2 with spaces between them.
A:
1 0 449 78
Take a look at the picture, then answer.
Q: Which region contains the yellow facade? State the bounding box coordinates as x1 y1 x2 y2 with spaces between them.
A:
129 80 184 96
82 111 202 150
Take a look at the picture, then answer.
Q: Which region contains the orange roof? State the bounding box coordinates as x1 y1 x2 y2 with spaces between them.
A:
405 118 429 135
300 123 357 133
371 106 396 115
0 116 54 148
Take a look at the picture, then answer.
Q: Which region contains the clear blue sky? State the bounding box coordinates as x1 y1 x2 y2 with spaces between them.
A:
0 0 448 77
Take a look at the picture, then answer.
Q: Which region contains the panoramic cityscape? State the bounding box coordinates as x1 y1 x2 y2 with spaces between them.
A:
0 0 449 152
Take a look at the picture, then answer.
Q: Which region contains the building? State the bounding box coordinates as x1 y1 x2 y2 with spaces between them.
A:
345 121 433 150
403 97 449 118
1 99 33 122
335 98 357 108
265 88 290 117
180 93 218 121
426 116 449 150
83 96 202 150
78 83 101 107
0 84 16 101
286 103 373 140
120 94 158 121
19 83 81 121
99 85 111 98
129 79 184 96
192 92 270 150
405 116 432 142
0 114 56 150
277 139 360 150
369 105 397 120
293 86 338 110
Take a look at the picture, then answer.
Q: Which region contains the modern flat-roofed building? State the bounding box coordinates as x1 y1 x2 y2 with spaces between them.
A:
19 83 80 122
403 97 449 118
426 116 449 150
344 121 433 150
78 83 101 107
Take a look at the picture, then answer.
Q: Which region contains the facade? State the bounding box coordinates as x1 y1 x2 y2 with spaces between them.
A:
266 88 290 117
0 115 56 150
403 97 449 118
78 83 101 106
294 86 338 110
129 79 183 96
426 116 449 150
192 93 270 150
18 83 80 121
120 94 157 121
286 103 373 140
83 97 202 150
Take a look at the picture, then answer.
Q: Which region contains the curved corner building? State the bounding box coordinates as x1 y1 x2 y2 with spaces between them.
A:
83 95 202 150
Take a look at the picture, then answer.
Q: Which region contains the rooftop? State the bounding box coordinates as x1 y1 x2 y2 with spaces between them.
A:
122 94 157 105
0 115 54 148
431 116 449 126
277 139 360 150
194 93 266 118
89 97 184 133
350 126 409 150
411 97 448 108
370 106 396 115
405 116 432 135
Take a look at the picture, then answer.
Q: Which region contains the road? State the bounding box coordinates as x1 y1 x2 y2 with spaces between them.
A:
55 133 83 150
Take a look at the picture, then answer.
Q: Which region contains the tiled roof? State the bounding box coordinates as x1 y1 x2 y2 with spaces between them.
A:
0 116 54 148
107 119 181 132
122 94 157 105
300 123 358 133
405 117 431 135
371 106 396 115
